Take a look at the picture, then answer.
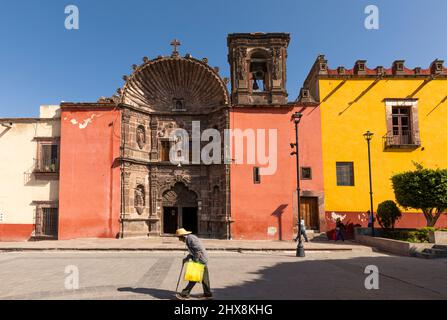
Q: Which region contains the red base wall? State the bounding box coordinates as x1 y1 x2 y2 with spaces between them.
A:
325 211 447 239
0 224 34 241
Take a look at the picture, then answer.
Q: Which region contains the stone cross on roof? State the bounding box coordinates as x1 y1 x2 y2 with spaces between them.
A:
170 39 181 57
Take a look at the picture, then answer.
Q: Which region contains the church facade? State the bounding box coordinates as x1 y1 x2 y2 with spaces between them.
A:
57 32 324 240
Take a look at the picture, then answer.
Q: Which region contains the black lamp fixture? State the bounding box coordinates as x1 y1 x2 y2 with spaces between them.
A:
363 131 375 237
291 112 305 257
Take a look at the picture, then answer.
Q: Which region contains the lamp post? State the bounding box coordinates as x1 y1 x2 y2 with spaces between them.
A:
363 131 375 237
291 112 305 257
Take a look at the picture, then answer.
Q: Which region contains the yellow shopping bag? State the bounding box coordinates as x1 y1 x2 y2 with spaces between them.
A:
184 260 205 283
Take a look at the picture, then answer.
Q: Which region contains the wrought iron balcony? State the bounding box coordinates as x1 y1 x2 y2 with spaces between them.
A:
33 158 59 173
383 130 421 149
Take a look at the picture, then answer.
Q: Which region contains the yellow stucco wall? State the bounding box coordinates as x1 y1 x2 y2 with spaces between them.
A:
0 106 60 225
319 78 447 212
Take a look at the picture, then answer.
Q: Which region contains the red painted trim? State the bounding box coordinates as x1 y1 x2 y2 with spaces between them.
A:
0 224 34 241
324 211 447 239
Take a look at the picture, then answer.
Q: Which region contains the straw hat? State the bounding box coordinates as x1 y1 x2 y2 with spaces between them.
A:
175 228 192 237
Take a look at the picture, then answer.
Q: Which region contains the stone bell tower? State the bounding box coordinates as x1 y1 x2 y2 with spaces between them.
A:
227 32 290 105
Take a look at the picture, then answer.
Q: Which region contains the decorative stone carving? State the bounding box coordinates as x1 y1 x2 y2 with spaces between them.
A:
149 167 158 217
150 117 158 160
236 47 247 80
134 185 145 215
158 122 175 138
122 109 131 123
174 170 191 184
120 55 229 112
272 48 282 80
136 125 146 149
157 121 186 139
162 182 197 207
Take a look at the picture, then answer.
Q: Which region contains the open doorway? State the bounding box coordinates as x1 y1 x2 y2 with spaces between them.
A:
163 207 178 234
300 197 320 230
182 207 198 234
162 182 199 235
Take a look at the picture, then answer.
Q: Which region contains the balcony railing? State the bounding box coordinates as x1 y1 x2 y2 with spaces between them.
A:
33 158 59 173
383 130 421 149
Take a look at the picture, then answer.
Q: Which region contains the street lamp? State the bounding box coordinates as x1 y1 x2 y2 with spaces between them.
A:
291 112 305 257
363 131 375 237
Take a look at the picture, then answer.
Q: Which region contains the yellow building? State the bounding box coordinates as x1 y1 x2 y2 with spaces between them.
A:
301 56 447 229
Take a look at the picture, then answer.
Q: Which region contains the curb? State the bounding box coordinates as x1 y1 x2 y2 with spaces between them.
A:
0 247 354 252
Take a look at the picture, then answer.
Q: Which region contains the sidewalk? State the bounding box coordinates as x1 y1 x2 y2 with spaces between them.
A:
0 237 367 252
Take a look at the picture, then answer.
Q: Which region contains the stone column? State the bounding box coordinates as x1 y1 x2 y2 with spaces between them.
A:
150 116 158 161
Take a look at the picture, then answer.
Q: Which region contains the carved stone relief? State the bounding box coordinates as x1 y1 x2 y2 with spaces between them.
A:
162 182 197 207
271 48 282 80
236 47 247 80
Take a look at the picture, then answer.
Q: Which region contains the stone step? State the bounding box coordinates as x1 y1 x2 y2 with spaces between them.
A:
417 249 447 259
294 231 328 241
416 244 447 259
415 252 437 259
415 252 430 259
312 234 329 241
423 248 447 256
309 232 328 241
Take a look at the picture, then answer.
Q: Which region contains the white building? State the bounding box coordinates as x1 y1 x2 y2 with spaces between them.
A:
0 106 60 241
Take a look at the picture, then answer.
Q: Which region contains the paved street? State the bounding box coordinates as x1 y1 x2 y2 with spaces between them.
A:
0 237 356 251
0 250 446 300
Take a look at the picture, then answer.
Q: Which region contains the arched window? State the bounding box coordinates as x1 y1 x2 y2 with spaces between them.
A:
249 50 269 92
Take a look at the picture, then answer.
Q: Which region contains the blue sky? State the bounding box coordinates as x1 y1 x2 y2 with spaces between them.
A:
0 0 446 118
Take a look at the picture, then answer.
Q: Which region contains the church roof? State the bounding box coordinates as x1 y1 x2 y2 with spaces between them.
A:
119 46 230 112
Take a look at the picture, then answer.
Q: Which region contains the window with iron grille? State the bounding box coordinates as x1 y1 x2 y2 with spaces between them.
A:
336 162 354 186
392 107 412 144
383 99 421 149
301 167 312 180
34 206 58 239
37 143 59 172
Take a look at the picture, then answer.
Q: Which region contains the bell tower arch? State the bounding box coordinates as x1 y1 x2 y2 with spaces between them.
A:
227 32 290 105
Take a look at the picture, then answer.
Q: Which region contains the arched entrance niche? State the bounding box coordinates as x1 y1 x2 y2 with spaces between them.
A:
162 182 198 234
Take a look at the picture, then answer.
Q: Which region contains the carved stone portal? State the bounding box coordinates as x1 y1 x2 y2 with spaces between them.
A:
162 182 198 207
120 51 230 239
